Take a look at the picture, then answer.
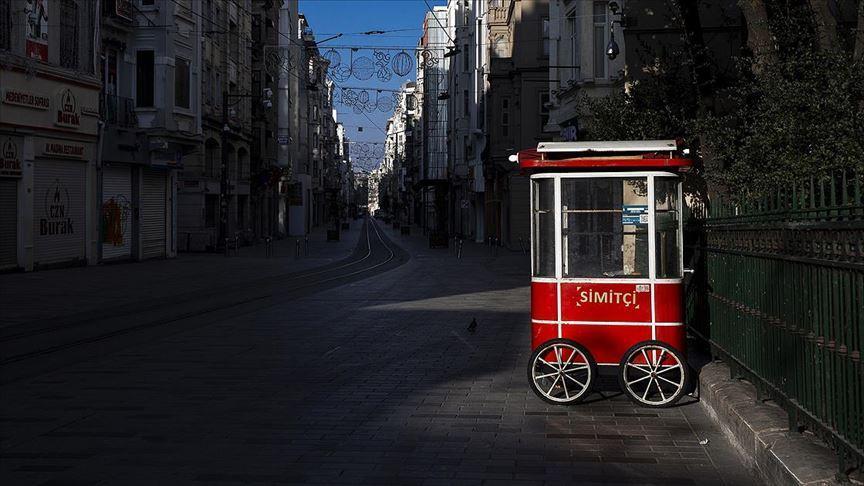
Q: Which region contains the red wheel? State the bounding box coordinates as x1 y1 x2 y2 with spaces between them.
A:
527 339 596 404
618 340 689 408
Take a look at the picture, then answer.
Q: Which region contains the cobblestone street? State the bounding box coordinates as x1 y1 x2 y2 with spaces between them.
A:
0 220 759 485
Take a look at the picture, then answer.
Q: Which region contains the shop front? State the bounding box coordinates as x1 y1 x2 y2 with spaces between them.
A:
0 135 23 270
32 138 93 268
1 68 100 271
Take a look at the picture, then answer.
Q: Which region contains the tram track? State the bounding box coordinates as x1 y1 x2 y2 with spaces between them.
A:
0 218 402 381
0 219 384 343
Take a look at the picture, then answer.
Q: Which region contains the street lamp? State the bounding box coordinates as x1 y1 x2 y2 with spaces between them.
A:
219 88 274 248
606 1 626 60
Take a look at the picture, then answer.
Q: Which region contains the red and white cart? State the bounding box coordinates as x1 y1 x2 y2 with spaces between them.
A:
518 140 692 408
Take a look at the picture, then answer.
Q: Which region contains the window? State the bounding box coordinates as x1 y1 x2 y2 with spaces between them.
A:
205 195 218 227
566 9 580 80
175 57 190 108
655 177 681 278
203 65 211 104
59 0 79 70
463 44 469 71
205 142 218 177
542 17 550 57
229 21 239 59
501 97 510 137
136 50 155 107
561 178 648 278
593 1 608 79
540 92 550 128
0 0 11 51
532 178 555 277
252 15 261 44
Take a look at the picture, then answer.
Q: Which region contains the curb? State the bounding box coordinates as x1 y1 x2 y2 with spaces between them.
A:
698 360 841 486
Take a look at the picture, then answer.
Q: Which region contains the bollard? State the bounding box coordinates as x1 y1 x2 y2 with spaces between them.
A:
304 236 309 256
295 239 301 259
224 238 230 257
264 236 273 258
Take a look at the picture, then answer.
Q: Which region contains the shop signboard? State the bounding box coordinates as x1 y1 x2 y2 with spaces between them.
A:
1 138 22 177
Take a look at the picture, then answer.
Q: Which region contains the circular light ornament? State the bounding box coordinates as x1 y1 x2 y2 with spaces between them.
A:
392 51 413 77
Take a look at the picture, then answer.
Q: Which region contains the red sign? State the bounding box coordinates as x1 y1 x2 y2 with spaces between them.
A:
25 0 49 62
115 0 133 20
1 138 22 177
561 282 652 322
42 141 85 159
54 89 81 129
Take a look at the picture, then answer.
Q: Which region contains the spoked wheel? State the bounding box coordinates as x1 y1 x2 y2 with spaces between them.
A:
527 339 596 405
618 340 690 408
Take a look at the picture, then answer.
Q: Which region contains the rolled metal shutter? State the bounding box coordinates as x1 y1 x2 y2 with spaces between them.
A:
33 160 86 266
0 178 18 269
142 168 166 259
101 165 133 260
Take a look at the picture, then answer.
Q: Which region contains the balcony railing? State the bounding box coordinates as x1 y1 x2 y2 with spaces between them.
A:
101 95 138 128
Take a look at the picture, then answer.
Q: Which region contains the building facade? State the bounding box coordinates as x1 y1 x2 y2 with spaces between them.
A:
484 0 552 248
546 0 627 140
447 0 488 243
417 6 450 235
1 0 105 271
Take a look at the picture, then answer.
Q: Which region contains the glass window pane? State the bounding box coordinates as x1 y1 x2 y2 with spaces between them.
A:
593 2 607 23
594 25 606 79
655 177 681 278
532 179 555 277
561 178 648 278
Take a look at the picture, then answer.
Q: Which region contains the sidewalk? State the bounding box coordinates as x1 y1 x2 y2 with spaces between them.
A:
0 219 365 330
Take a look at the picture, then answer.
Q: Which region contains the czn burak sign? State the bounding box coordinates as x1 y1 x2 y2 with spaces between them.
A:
40 179 74 236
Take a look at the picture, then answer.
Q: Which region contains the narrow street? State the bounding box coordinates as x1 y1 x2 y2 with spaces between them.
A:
0 219 757 485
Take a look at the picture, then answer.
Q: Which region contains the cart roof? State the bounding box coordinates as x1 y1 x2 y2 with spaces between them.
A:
516 140 693 171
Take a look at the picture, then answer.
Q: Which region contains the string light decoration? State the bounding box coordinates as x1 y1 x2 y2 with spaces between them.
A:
262 46 439 83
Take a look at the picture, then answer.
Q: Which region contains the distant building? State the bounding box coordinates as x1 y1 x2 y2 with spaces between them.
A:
546 0 627 140
485 0 552 247
417 6 450 234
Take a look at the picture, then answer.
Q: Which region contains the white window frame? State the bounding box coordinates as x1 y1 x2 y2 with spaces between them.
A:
529 171 684 285
592 1 609 80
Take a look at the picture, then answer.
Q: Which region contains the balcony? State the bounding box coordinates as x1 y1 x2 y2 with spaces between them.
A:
101 95 138 128
489 6 510 24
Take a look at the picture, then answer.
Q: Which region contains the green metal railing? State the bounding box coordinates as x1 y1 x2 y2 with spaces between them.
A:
685 171 864 474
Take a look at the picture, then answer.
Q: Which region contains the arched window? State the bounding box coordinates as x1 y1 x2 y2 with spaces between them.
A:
205 139 220 178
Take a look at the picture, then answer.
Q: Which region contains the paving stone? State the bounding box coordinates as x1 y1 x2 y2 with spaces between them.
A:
0 222 760 485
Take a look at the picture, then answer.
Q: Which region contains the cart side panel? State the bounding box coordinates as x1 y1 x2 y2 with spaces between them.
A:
654 326 687 355
531 281 558 321
560 282 652 323
531 322 559 350
559 324 653 365
654 282 684 322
